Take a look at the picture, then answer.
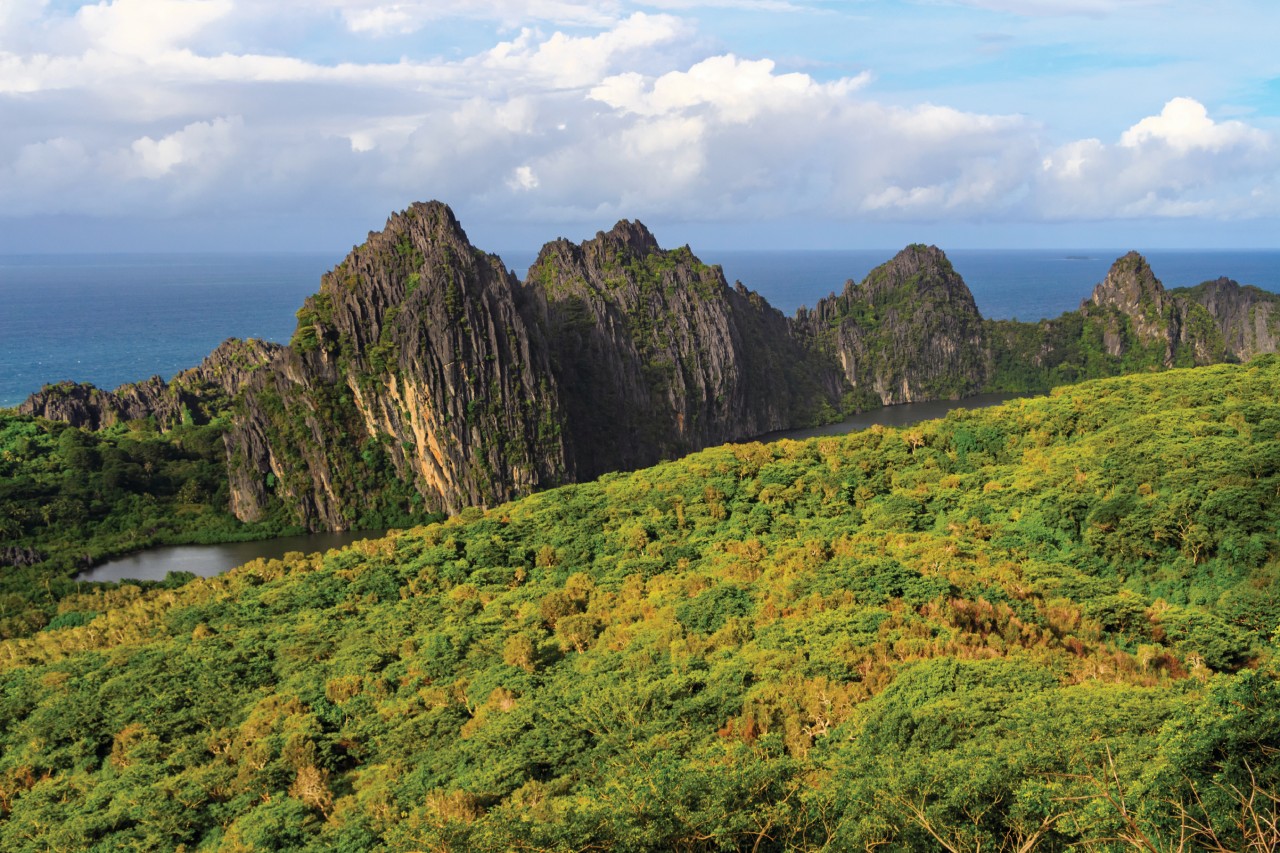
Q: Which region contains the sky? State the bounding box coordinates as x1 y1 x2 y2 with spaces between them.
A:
1 0 1278 252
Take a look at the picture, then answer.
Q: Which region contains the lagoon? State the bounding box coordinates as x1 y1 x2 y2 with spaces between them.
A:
76 529 389 583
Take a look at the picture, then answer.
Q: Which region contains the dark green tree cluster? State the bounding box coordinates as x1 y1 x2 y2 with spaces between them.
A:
1 357 1278 850
0 415 299 638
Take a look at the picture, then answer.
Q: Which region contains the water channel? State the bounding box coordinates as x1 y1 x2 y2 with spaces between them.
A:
759 392 1023 442
76 530 389 583
75 391 1031 584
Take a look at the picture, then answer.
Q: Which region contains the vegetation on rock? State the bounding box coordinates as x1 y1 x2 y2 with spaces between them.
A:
2 358 1279 850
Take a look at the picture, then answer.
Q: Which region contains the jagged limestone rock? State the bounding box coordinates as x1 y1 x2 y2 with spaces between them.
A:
20 207 1280 531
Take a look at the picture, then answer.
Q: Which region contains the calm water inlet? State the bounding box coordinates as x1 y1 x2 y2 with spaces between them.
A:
76 530 390 583
759 392 1025 443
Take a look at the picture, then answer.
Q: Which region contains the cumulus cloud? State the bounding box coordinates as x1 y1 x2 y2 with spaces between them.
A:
1038 97 1276 219
1119 97 1268 152
0 1 1275 238
76 0 233 57
640 0 808 10
336 0 622 33
319 0 808 33
591 55 871 122
127 116 242 178
480 13 689 89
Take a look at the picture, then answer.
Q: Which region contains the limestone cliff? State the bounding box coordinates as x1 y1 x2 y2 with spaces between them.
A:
225 203 570 528
798 244 988 404
1080 251 1224 367
20 207 1280 534
529 221 839 478
227 208 844 526
1177 277 1280 362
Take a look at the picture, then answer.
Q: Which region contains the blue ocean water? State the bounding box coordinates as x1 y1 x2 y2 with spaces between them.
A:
1 253 331 408
3 249 1278 409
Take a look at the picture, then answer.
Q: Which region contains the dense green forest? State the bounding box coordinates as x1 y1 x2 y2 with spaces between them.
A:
1 358 1278 850
0 415 301 639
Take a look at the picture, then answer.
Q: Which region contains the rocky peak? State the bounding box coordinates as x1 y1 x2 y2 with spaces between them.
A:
854 243 975 310
226 200 571 528
879 243 955 282
1082 251 1180 360
1188 277 1244 308
800 244 987 405
863 244 977 310
392 200 470 247
1087 252 1166 320
599 219 661 260
1181 276 1280 361
182 338 285 388
522 214 832 478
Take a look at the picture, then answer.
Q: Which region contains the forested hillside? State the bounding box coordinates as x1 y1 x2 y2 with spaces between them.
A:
2 357 1277 850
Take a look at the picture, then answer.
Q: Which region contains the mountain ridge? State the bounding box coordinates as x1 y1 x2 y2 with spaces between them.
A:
18 201 1280 530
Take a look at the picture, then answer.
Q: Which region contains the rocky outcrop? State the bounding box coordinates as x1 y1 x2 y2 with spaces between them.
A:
1080 251 1223 367
1084 251 1171 353
983 251 1280 390
530 221 840 478
17 379 164 432
225 203 571 528
1178 277 1280 362
21 205 1280 533
18 338 282 430
799 244 988 404
225 207 844 526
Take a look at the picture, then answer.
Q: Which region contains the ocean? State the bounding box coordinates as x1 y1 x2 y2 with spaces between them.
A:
3 248 1279 409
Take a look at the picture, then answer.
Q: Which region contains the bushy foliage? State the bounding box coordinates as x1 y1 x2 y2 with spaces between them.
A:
0 415 300 638
2 358 1280 850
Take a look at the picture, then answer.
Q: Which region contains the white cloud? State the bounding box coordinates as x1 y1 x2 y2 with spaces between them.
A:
508 164 540 190
640 0 808 10
336 0 622 34
1119 96 1268 152
128 116 242 178
481 13 688 89
591 55 871 122
12 137 92 191
1037 98 1276 219
0 0 50 48
0 2 1275 238
76 0 232 56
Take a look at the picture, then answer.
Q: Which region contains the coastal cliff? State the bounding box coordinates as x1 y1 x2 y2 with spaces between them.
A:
19 202 1280 530
1080 251 1224 367
530 220 840 478
985 252 1279 391
226 203 571 528
227 205 842 525
1177 276 1280 361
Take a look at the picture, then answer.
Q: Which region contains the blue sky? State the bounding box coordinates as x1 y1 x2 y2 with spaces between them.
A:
1 0 1277 251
